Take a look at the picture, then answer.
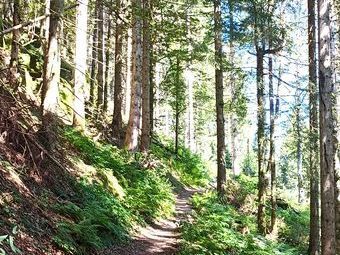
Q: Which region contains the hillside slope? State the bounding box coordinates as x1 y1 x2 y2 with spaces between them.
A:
0 86 209 255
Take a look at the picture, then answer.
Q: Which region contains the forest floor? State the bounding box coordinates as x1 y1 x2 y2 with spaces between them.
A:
98 188 198 255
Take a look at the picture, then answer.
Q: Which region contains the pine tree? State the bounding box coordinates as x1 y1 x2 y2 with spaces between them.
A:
72 0 88 131
214 0 226 195
41 0 64 150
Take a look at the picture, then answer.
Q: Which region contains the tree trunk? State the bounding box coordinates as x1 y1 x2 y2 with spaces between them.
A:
96 0 104 116
41 0 64 150
112 0 124 143
318 0 337 254
256 48 266 235
175 57 180 155
228 0 236 176
89 2 98 114
214 0 226 195
103 17 111 114
332 1 340 253
184 8 195 153
72 0 88 131
268 54 276 233
308 0 320 252
124 27 133 122
8 0 21 86
124 0 143 151
140 0 151 152
149 44 154 137
296 104 303 204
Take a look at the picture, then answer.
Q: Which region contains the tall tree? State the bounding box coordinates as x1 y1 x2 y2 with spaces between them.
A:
307 0 320 252
124 0 143 151
140 0 151 152
267 53 276 232
228 0 237 176
72 0 88 131
41 0 64 150
103 17 111 114
89 2 98 113
214 0 226 195
184 6 195 152
112 0 124 142
295 101 303 204
8 0 20 86
96 0 104 115
318 0 337 254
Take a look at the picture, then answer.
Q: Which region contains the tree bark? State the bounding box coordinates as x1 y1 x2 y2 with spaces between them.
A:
41 0 64 150
184 7 195 152
308 0 320 252
72 0 88 131
214 0 226 195
140 0 151 152
332 1 340 253
124 0 143 151
256 48 266 234
103 17 111 114
112 0 124 143
8 0 21 86
175 57 180 155
96 0 104 116
268 54 276 233
228 0 236 176
296 103 303 204
318 0 337 254
89 2 98 115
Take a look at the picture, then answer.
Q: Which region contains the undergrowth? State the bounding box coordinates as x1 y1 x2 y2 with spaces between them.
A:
180 175 309 255
52 126 210 254
151 140 210 187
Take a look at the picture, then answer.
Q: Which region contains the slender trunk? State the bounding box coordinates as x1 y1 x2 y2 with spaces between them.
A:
141 0 151 152
149 45 154 137
96 0 104 116
89 3 98 114
214 0 226 195
256 48 266 234
331 2 340 253
184 9 195 152
175 57 180 155
72 0 88 131
318 0 337 254
124 27 133 122
296 104 303 204
112 0 124 143
8 0 20 86
268 54 276 232
228 0 236 176
41 0 64 150
124 0 143 151
103 18 111 113
308 1 320 252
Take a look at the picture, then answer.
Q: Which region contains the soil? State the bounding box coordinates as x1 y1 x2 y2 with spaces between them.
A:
98 188 197 255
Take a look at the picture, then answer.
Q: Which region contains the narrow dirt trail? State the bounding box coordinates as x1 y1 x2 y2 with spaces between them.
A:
99 188 197 255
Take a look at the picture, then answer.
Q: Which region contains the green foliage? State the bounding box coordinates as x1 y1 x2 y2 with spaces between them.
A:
277 207 309 249
0 226 21 254
53 127 179 253
225 149 232 169
180 179 308 255
241 149 257 176
151 140 210 187
52 182 133 254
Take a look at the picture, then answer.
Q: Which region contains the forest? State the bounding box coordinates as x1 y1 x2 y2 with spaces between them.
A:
0 0 339 254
